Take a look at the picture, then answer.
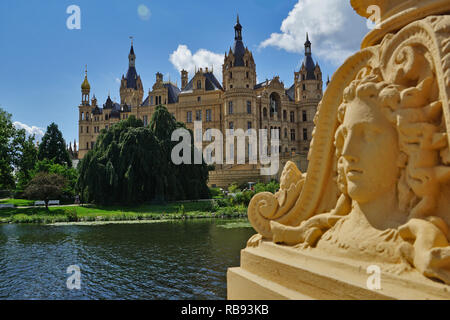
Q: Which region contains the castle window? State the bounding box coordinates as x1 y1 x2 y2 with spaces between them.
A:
229 72 232 79
91 142 95 149
80 126 83 133
206 109 212 122
246 61 249 67
263 108 267 118
302 110 307 122
247 101 252 114
187 111 192 123
291 129 296 141
150 96 153 105
246 71 249 79
81 112 84 120
229 121 234 130
283 110 287 121
290 111 295 123
247 121 252 130
302 84 306 91
302 74 305 80
86 126 89 133
197 80 202 89
197 96 201 102
86 142 89 150
303 128 308 141
105 114 108 120
230 85 233 89
196 110 202 121
284 128 287 138
246 84 249 88
228 101 233 115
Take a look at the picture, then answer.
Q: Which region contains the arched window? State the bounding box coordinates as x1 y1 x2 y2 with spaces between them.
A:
269 92 281 117
283 110 287 121
263 108 267 118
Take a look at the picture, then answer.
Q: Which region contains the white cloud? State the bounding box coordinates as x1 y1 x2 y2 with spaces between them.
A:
13 122 45 141
259 0 368 66
137 4 151 21
169 45 224 81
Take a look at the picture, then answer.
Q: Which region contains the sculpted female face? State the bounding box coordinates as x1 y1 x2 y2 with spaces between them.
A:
338 96 400 204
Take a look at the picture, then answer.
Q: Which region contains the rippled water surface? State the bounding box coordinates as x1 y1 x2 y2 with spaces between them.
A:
0 220 255 299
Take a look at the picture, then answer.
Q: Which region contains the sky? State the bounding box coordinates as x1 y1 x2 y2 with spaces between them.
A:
0 0 369 146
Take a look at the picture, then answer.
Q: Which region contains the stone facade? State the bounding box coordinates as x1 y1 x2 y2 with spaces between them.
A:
77 18 323 187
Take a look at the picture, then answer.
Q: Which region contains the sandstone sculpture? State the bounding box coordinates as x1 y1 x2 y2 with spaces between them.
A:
246 0 450 286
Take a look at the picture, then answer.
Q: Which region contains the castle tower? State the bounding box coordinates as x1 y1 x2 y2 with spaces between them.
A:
181 69 188 90
294 33 323 103
120 39 144 107
81 66 90 106
222 15 258 163
78 66 93 159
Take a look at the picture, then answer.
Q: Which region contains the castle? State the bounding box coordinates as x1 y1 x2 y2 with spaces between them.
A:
77 17 325 187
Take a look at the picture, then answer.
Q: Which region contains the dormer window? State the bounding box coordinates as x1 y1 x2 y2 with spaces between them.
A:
197 80 202 89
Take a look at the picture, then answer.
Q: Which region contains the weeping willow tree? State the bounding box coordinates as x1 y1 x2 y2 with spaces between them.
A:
77 106 209 205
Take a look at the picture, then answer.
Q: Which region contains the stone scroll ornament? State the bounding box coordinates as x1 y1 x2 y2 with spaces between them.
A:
247 0 450 285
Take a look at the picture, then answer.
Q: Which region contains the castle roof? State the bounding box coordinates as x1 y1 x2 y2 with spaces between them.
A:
181 72 223 93
302 33 316 80
286 84 295 101
125 66 139 89
231 15 246 67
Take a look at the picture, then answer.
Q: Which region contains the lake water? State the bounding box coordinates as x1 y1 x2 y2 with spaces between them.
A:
0 219 255 300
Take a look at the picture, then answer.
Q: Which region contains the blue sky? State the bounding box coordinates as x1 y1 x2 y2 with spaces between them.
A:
0 0 368 145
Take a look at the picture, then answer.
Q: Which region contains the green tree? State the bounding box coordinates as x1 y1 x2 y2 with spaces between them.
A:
0 108 18 189
24 172 66 210
77 107 210 205
15 133 38 194
31 159 78 201
38 122 72 167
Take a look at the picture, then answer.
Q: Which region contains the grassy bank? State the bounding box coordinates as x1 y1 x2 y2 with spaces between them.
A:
0 201 248 224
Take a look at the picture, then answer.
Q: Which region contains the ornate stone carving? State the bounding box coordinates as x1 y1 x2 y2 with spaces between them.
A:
247 1 450 285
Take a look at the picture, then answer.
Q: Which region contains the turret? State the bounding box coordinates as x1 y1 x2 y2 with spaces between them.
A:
81 65 90 106
181 69 188 90
120 38 144 107
294 33 323 102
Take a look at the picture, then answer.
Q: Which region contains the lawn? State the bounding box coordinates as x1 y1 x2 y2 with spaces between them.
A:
0 201 248 224
0 199 36 207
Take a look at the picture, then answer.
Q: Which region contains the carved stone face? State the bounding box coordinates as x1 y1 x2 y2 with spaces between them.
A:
340 97 399 204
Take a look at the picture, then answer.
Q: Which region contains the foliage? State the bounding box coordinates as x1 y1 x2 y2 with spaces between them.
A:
14 133 38 194
23 172 67 210
0 200 247 224
30 159 78 201
0 108 38 190
77 106 210 205
228 183 240 194
38 122 72 167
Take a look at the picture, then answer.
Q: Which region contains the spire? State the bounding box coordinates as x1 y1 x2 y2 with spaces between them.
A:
128 36 136 67
234 14 242 41
305 33 312 56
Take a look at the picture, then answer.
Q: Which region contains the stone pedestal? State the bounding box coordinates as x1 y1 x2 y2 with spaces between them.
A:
227 241 450 300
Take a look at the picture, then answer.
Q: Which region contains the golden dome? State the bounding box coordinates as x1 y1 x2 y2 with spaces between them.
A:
81 76 90 91
81 65 90 91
